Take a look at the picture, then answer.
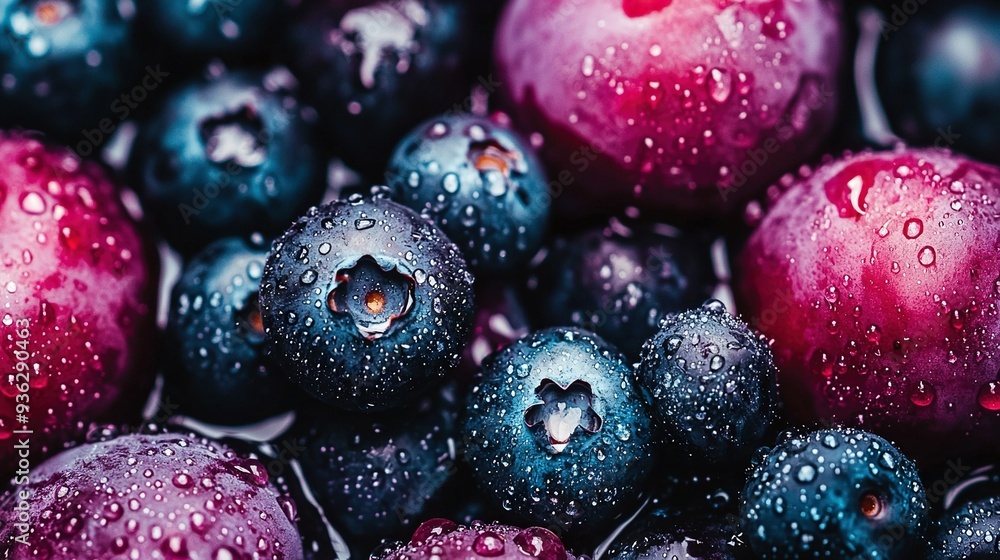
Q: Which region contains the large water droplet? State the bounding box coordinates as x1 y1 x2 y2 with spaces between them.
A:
917 246 936 267
903 218 923 239
978 382 1000 411
708 68 732 103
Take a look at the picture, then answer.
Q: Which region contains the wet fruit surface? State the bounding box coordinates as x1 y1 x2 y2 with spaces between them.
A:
0 431 303 559
0 132 157 478
741 427 928 560
376 518 579 560
463 327 656 535
259 193 475 410
494 0 843 218
738 148 1000 461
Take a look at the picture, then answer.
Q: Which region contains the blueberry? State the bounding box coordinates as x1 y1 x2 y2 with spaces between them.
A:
137 0 285 59
929 497 1000 560
635 300 780 466
283 0 478 175
523 221 716 360
605 507 748 560
741 427 929 559
877 0 1000 163
130 67 323 254
463 327 656 535
386 114 550 273
259 193 475 411
164 235 296 425
294 383 465 549
0 0 138 140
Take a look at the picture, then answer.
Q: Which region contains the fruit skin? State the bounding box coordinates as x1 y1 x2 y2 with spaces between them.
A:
0 132 157 478
928 497 1000 560
165 235 296 425
283 0 478 176
137 0 287 59
294 383 464 547
259 193 475 411
375 518 579 560
463 327 656 535
494 0 843 219
741 427 929 560
0 0 138 141
0 430 303 559
386 113 551 273
130 68 323 254
877 1 1000 164
523 221 716 360
635 300 780 466
605 506 748 560
737 148 1000 462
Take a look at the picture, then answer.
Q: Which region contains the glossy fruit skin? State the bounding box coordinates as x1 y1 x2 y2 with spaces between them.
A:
165 236 296 425
0 132 157 478
605 506 748 560
741 427 929 560
494 0 843 219
737 148 1000 462
387 114 551 273
929 497 1000 560
877 1 1000 164
375 518 579 560
294 383 463 545
463 327 656 535
0 431 302 559
0 0 137 140
130 68 323 254
523 221 716 360
636 300 780 466
259 194 475 411
284 0 477 176
137 0 286 58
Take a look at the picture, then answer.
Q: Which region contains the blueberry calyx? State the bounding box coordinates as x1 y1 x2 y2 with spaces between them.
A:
25 0 74 26
233 291 265 344
524 378 603 453
199 105 268 168
327 255 416 340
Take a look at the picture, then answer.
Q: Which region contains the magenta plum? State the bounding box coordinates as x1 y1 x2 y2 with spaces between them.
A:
0 132 158 477
738 148 1000 462
494 0 843 219
0 431 303 559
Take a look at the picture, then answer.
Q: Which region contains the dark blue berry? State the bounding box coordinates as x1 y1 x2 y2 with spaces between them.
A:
0 0 138 140
283 0 478 175
294 383 464 548
259 193 475 411
137 0 286 59
605 507 748 560
523 221 716 359
130 67 323 254
929 497 1000 560
877 0 1000 163
463 327 656 535
635 300 780 466
741 427 929 560
164 235 296 425
387 114 550 273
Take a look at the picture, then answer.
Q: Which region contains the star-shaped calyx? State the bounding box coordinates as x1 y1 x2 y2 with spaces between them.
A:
524 378 603 453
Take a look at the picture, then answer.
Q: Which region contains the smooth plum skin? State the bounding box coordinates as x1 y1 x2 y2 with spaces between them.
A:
737 148 1000 462
494 0 843 219
0 132 158 478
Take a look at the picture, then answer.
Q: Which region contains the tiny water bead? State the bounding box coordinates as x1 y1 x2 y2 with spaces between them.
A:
979 382 1000 411
327 257 416 340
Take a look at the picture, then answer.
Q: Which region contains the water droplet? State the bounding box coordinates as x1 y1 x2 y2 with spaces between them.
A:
460 205 479 227
709 355 725 372
909 380 936 407
473 532 506 556
708 68 732 103
978 382 1000 411
442 173 460 193
19 191 45 214
355 218 376 230
581 55 595 77
796 464 816 483
903 218 923 239
917 246 936 267
300 269 318 285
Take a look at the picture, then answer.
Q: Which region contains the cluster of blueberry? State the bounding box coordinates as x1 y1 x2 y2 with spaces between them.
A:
1 0 1000 559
